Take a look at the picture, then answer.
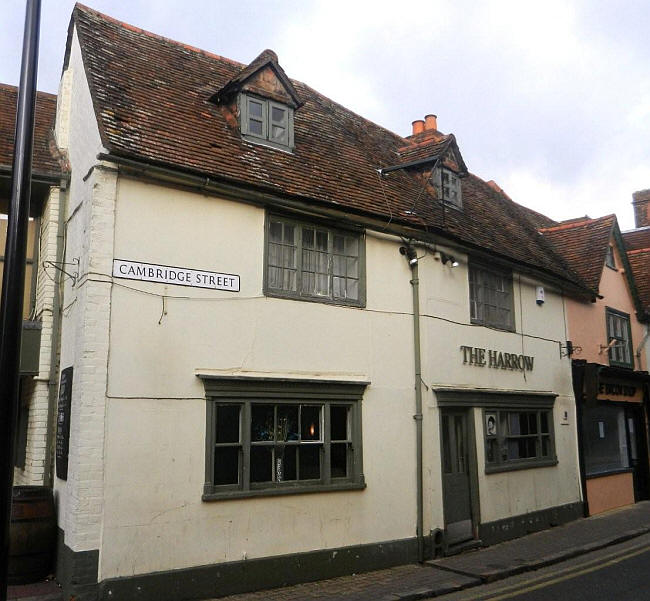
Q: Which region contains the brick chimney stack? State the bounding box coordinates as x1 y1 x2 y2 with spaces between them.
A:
424 114 438 131
412 119 425 135
632 189 650 228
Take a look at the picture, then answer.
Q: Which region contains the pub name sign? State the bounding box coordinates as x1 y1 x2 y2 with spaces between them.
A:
460 345 535 372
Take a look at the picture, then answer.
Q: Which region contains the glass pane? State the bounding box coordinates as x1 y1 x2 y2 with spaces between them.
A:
277 406 299 441
284 224 295 244
271 106 286 124
299 445 321 480
333 276 344 298
331 443 348 478
301 405 321 440
249 100 263 118
303 228 314 248
251 446 272 482
271 125 286 142
333 255 345 276
346 257 359 278
214 446 239 485
252 405 275 441
277 446 297 481
486 438 497 463
316 230 328 251
331 406 349 440
542 436 551 457
540 412 549 433
333 235 345 254
216 405 240 443
316 273 329 295
442 415 452 473
346 279 359 300
345 236 359 256
249 119 263 136
269 221 283 242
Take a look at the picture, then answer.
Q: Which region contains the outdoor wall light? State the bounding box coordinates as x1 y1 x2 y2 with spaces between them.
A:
439 251 459 268
399 245 418 266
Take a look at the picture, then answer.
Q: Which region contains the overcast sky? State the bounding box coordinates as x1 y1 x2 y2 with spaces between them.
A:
2 1 649 229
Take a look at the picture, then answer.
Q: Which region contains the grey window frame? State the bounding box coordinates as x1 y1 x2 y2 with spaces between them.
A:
264 214 366 307
606 307 634 368
201 377 367 500
433 167 462 209
483 407 557 473
468 262 515 331
240 93 294 151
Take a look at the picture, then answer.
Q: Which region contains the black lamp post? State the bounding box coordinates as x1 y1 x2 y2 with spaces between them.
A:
0 1 41 596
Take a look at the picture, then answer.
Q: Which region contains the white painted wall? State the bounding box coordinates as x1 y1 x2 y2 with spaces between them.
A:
53 25 113 555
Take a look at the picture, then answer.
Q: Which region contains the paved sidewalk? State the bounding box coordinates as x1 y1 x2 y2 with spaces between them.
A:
6 501 650 601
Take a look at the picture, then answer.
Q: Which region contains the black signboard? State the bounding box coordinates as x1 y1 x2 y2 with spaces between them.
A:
56 366 73 480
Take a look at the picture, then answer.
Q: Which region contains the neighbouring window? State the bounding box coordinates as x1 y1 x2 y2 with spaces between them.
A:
469 263 514 330
265 215 365 306
605 245 616 269
606 308 633 368
433 168 462 208
202 378 366 499
484 408 556 472
240 93 294 151
581 404 629 476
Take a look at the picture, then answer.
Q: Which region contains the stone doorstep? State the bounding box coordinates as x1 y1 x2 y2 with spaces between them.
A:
6 579 62 601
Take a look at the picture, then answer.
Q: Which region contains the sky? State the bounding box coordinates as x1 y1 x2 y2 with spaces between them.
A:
2 0 650 230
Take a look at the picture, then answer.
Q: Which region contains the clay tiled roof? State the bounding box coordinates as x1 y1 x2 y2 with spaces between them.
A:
70 4 584 289
623 227 650 251
627 248 650 314
0 84 64 179
539 215 616 292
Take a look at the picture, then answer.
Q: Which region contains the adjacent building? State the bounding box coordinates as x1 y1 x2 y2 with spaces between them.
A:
1 84 68 488
540 215 650 515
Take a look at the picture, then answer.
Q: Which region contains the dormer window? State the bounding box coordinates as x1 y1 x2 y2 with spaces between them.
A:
240 93 294 151
434 167 462 208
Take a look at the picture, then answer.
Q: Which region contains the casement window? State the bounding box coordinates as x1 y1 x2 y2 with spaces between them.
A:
605 245 616 270
484 408 556 472
201 378 366 500
606 308 633 368
240 93 294 151
468 263 514 331
433 167 462 208
581 404 630 476
265 215 365 306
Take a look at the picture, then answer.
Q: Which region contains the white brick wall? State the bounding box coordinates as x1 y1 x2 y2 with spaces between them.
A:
14 186 63 486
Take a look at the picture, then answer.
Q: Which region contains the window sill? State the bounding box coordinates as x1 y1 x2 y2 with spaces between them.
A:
485 458 558 474
264 289 366 309
203 480 366 501
585 468 633 479
469 319 516 333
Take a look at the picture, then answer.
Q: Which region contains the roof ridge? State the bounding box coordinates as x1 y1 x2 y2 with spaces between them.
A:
0 83 57 99
73 3 244 68
540 214 616 232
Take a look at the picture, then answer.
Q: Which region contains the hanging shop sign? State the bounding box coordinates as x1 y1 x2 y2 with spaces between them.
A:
460 345 535 372
113 259 240 292
596 377 642 403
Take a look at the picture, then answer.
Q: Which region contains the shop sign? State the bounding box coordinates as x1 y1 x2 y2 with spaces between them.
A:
460 345 535 372
597 377 643 403
113 259 240 292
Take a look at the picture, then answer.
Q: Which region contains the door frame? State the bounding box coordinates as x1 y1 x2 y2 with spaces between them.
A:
438 407 481 543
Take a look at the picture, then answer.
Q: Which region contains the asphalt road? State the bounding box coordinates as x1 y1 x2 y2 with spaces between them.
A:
435 533 650 601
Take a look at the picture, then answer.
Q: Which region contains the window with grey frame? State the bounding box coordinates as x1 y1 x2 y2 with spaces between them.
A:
433 167 462 208
606 308 633 368
240 93 294 151
202 379 366 500
605 245 616 269
484 408 556 472
265 215 364 306
469 263 514 330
